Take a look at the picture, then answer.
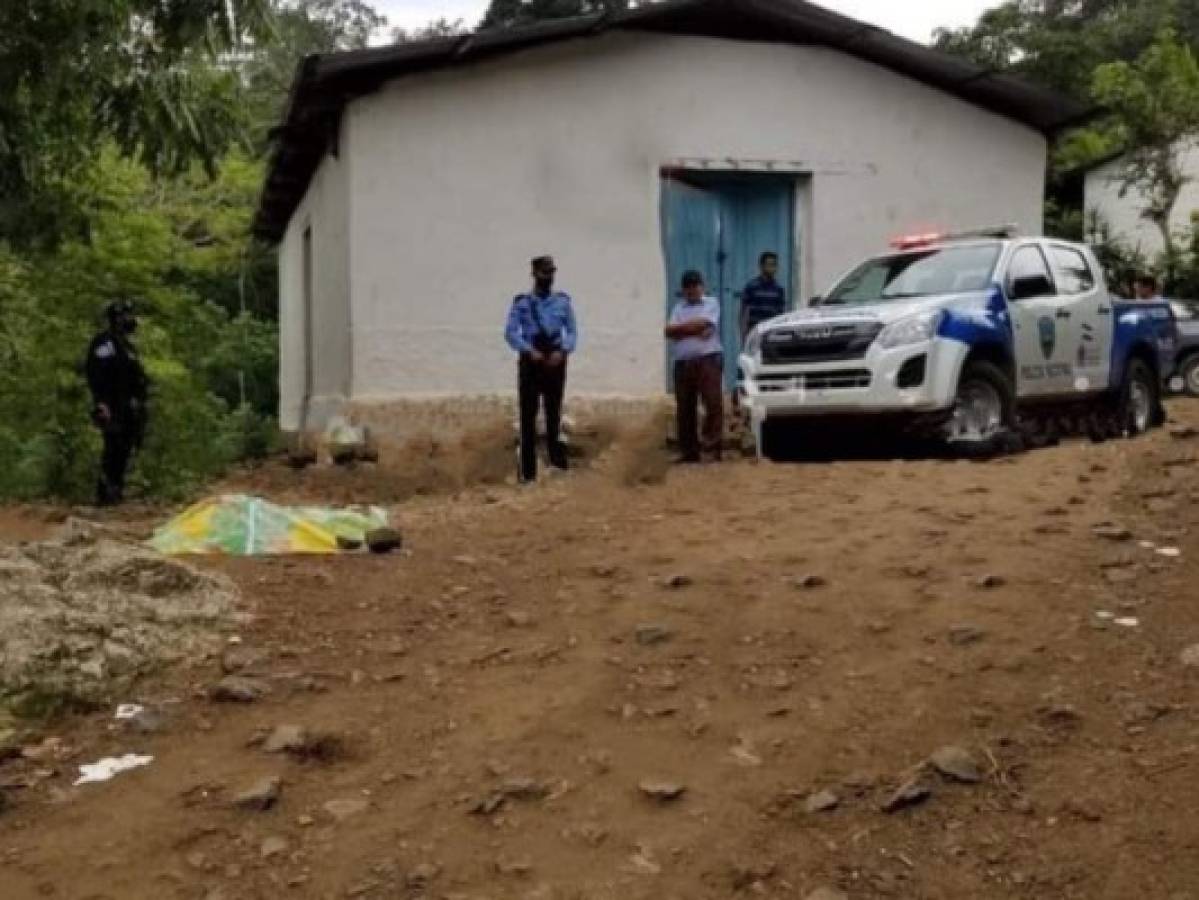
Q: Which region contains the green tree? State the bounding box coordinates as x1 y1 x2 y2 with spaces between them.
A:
933 0 1198 100
0 0 274 244
1093 29 1199 279
480 0 632 30
0 151 280 502
393 18 470 43
241 0 387 142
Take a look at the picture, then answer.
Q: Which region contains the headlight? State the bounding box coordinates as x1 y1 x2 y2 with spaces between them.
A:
878 311 942 349
744 326 763 356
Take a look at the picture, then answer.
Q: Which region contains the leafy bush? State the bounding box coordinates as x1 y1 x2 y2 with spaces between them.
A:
0 152 278 503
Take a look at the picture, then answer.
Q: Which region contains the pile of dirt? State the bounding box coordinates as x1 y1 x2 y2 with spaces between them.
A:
594 405 677 486
226 415 633 504
0 521 239 718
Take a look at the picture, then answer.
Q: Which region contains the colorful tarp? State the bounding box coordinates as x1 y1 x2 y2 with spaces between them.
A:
149 494 389 556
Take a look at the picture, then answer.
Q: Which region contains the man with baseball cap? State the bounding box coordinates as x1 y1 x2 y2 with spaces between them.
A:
664 270 724 463
504 255 578 482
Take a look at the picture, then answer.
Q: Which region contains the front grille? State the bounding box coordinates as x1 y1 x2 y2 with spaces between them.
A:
754 370 872 393
760 322 883 364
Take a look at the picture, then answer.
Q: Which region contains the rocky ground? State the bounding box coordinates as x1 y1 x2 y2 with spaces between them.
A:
0 521 240 721
2 404 1199 900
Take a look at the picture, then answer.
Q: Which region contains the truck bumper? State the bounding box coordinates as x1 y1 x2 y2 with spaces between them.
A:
739 338 967 419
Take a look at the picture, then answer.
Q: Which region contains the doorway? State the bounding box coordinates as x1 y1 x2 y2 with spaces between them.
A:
660 171 796 387
300 224 315 432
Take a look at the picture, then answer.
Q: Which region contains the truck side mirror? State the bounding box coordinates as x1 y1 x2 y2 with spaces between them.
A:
1009 274 1053 301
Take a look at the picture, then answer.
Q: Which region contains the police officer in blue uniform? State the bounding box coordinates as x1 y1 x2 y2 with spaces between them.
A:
85 300 149 506
504 256 578 482
738 251 788 341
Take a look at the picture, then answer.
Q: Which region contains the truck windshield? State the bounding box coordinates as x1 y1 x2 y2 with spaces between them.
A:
823 244 1002 306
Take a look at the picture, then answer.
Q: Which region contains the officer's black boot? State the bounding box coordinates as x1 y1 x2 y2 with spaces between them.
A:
548 441 569 471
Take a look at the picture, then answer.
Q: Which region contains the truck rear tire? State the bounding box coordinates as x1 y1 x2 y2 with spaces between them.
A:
1180 353 1199 398
1116 357 1159 437
943 360 1016 457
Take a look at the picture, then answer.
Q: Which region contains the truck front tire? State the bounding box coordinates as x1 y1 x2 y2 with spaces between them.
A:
759 417 787 461
943 360 1017 457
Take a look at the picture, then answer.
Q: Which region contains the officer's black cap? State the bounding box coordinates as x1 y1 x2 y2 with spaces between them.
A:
531 255 556 273
681 270 705 288
105 299 135 319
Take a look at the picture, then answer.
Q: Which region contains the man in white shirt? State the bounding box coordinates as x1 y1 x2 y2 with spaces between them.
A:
664 270 724 463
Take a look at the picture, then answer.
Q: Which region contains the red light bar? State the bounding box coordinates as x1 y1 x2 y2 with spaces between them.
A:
890 232 944 250
890 225 1019 251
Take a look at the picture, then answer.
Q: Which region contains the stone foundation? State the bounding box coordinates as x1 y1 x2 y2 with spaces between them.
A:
306 394 673 441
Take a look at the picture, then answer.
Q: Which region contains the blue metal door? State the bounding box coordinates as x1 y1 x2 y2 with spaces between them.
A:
718 181 795 385
661 179 723 385
660 175 795 388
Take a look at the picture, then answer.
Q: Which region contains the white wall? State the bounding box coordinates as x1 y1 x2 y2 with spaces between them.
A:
311 31 1046 404
278 146 352 431
1085 142 1199 261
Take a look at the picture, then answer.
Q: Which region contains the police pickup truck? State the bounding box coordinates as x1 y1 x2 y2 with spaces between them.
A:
739 229 1176 457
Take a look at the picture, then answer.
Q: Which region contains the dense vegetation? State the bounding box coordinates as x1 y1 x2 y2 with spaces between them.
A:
0 1 383 502
935 1 1199 293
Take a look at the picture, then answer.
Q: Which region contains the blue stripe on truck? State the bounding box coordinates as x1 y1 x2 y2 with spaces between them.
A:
936 284 1014 354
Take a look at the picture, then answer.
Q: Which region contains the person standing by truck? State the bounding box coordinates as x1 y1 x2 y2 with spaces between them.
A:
1134 274 1164 303
504 255 578 483
739 252 788 342
665 270 724 463
85 300 148 507
733 251 788 418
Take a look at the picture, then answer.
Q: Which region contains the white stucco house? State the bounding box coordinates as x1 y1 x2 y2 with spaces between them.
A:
1084 139 1199 261
254 0 1085 436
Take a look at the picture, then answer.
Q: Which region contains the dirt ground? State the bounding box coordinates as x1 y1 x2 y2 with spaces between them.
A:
3 403 1199 900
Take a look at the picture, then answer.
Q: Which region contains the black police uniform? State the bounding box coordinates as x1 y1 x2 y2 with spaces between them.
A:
85 328 148 505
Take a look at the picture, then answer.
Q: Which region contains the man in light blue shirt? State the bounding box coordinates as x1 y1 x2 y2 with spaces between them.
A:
664 270 723 463
504 255 578 482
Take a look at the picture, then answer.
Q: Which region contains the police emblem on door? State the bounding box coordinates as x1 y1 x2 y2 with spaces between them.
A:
1038 316 1056 360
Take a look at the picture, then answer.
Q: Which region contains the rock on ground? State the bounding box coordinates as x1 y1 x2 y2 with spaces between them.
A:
500 776 549 800
232 776 281 811
1093 524 1133 542
929 745 983 783
262 724 308 754
639 781 686 802
882 778 932 813
0 528 237 718
210 676 268 703
635 624 673 646
805 789 840 813
221 647 268 675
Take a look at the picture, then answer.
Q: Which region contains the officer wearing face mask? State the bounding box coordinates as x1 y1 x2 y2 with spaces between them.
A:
504 255 578 483
85 300 149 506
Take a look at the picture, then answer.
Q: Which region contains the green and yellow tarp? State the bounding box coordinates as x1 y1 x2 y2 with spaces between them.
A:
149 494 389 556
